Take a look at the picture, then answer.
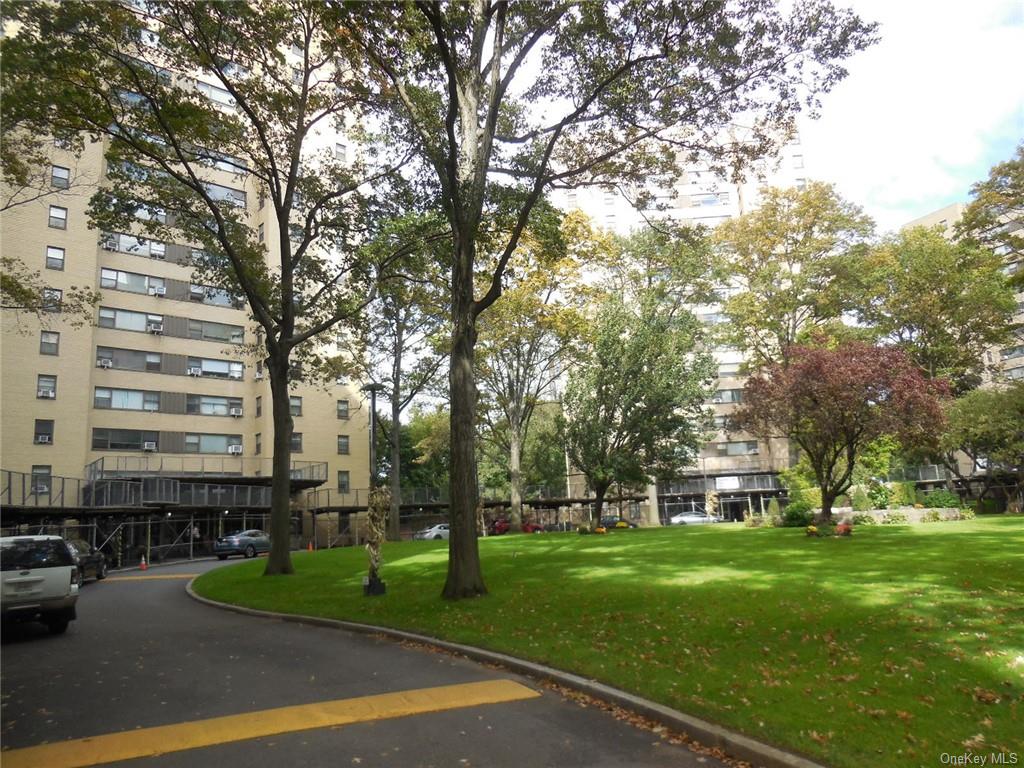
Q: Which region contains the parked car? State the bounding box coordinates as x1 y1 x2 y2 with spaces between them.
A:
489 519 544 535
413 523 449 541
599 516 637 529
66 539 108 583
1 535 79 634
214 530 271 560
669 512 721 525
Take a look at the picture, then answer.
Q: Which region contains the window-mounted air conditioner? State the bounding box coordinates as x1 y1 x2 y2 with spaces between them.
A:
142 441 158 452
227 444 243 455
228 370 242 380
187 367 203 377
33 485 51 494
189 285 206 299
34 435 51 444
147 322 163 334
37 389 56 399
254 371 264 380
148 286 166 297
98 358 113 368
101 237 117 251
229 407 243 417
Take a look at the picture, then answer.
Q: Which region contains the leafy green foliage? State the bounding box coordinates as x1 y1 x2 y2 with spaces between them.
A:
921 510 943 523
867 482 892 510
561 293 713 518
715 183 874 366
850 227 1017 393
957 143 1024 280
782 502 813 527
0 257 100 330
851 513 877 526
851 487 872 512
882 511 909 525
924 489 962 509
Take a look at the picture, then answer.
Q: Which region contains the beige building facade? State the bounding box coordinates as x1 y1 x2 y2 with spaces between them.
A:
1 137 370 508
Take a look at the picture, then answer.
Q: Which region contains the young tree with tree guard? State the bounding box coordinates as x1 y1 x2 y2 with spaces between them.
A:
733 342 948 521
2 2 414 575
337 0 877 598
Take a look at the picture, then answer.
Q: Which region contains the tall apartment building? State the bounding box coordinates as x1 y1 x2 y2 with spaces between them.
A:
1 123 370 538
558 136 808 520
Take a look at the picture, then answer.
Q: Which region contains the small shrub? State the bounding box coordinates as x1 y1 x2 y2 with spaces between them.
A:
958 508 976 521
851 513 877 526
921 509 943 523
892 481 918 506
836 494 851 508
882 510 909 525
578 526 592 535
851 487 872 512
915 488 928 505
924 489 961 509
806 525 818 537
835 522 853 536
768 515 783 528
782 500 813 527
867 482 892 509
767 498 781 517
744 512 762 528
972 498 1002 515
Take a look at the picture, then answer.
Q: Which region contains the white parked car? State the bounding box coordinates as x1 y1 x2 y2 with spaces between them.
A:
413 523 450 541
1 535 80 634
669 512 721 525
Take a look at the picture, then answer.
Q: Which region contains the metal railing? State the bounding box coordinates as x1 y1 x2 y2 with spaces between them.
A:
84 456 327 483
887 464 950 483
1 470 84 508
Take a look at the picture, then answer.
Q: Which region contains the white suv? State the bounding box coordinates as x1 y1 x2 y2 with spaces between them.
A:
1 535 79 634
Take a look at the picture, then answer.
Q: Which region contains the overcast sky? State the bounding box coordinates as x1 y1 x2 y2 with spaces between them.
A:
799 0 1023 233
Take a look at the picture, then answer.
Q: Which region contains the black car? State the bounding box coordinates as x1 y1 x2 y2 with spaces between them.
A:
599 516 638 529
67 539 108 583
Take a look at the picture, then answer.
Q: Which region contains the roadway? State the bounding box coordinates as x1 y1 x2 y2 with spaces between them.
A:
1 559 724 768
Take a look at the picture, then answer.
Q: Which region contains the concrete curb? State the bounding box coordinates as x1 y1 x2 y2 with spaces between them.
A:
185 582 826 768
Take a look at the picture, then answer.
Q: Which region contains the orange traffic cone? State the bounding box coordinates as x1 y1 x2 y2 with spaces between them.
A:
307 541 313 552
140 555 148 571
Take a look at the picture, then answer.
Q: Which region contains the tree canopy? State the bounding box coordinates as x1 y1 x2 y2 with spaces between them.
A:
957 143 1024 284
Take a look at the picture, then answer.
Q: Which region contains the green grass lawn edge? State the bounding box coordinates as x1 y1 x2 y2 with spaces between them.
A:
193 518 1024 767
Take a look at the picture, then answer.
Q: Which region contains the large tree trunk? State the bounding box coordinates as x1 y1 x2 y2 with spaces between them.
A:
442 260 487 599
819 488 836 524
593 483 609 527
264 356 295 575
387 392 402 542
509 430 523 532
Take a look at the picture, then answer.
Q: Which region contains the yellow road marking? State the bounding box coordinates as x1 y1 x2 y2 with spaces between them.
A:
103 574 200 581
2 679 540 768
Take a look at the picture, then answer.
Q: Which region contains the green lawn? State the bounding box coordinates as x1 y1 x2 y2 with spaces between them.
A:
193 518 1024 766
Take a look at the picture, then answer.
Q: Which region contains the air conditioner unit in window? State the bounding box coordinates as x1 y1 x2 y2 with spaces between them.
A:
34 435 51 444
147 322 163 334
148 286 166 297
228 371 242 380
37 389 56 399
187 367 203 377
228 444 243 455
33 484 50 494
749 448 760 455
254 371 264 380
189 285 206 299
142 441 158 452
98 358 113 368
229 407 243 417
101 237 117 251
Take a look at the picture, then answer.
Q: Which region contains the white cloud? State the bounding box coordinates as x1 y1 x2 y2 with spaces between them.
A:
800 0 1024 232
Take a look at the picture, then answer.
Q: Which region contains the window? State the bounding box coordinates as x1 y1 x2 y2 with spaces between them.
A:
94 388 160 411
92 428 159 451
40 331 60 355
258 187 266 210
48 205 68 229
99 307 160 332
792 155 804 170
204 182 246 208
1001 345 1024 361
51 165 71 189
96 347 163 372
186 357 244 379
289 42 302 57
337 435 349 455
291 67 302 85
45 246 65 270
184 433 242 454
289 396 302 416
710 389 744 404
101 269 162 294
717 363 742 377
101 232 167 259
290 432 303 452
337 470 350 493
195 80 235 111
334 143 348 163
34 419 54 444
42 288 62 312
186 394 241 416
336 399 349 419
255 433 262 455
255 396 262 417
258 222 264 243
37 375 57 398
713 440 759 456
31 466 52 494
188 319 243 344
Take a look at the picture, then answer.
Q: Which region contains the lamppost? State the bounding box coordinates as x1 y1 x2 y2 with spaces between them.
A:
361 383 385 492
